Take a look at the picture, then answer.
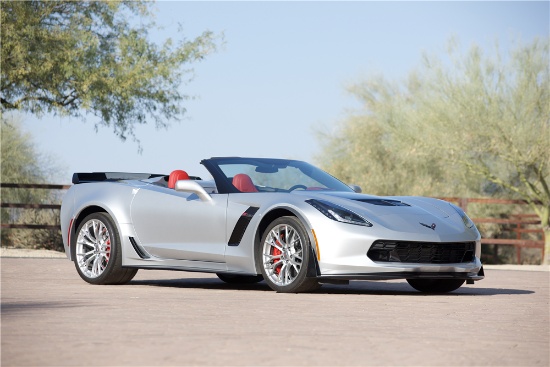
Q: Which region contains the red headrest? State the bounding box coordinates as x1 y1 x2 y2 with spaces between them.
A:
232 173 258 193
168 170 190 189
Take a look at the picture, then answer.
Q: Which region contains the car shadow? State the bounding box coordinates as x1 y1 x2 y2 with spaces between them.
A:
129 278 534 296
320 281 535 296
1 301 98 314
129 277 271 292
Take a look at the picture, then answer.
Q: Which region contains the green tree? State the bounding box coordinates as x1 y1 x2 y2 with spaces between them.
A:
1 117 63 250
318 38 550 264
1 1 218 144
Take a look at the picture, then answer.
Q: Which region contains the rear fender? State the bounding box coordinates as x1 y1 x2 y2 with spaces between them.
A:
65 183 138 261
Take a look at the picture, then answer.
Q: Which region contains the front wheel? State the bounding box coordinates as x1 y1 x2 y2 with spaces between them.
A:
72 212 137 285
406 278 465 293
257 216 320 293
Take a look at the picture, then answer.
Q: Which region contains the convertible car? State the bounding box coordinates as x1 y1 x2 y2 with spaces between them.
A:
60 157 484 293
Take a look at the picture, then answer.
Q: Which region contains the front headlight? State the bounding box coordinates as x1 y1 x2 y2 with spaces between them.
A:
306 199 373 227
449 204 475 228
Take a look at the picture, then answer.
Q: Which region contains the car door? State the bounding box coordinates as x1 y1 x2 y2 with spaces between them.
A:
130 184 227 263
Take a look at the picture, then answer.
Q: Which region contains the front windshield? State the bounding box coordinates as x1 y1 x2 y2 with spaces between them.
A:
203 158 353 194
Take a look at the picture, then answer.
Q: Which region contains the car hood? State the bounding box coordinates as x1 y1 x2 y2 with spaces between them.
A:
295 191 474 237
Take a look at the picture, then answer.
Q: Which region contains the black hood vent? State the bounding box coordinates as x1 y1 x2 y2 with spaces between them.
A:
353 199 410 207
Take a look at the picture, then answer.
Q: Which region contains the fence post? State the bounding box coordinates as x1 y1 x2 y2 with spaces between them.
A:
458 197 469 212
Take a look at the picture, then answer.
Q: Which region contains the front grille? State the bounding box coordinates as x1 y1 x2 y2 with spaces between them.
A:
367 241 475 264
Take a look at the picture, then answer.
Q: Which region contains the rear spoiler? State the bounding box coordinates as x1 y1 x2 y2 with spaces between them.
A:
72 172 202 184
72 172 165 184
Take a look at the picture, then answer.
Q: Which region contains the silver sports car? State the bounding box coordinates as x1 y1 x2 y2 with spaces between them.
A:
60 157 484 293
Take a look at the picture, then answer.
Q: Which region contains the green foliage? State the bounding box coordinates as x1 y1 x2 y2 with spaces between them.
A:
1 1 218 145
1 117 63 250
318 38 550 263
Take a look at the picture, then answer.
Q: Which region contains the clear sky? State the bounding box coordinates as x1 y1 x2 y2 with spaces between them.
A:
16 1 550 183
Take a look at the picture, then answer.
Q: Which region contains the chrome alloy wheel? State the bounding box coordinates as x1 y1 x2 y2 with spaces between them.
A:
262 223 304 286
76 219 112 278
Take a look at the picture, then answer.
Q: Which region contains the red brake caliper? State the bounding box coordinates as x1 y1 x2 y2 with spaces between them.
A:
105 239 111 263
271 240 282 275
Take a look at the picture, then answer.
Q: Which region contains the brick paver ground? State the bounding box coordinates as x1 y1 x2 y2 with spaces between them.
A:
1 258 549 366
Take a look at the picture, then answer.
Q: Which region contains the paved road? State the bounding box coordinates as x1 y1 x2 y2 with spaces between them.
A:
1 258 548 366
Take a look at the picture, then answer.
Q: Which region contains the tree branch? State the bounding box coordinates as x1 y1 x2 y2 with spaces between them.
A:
1 98 16 109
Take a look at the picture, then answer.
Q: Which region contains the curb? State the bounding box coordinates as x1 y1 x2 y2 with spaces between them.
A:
483 264 549 272
1 248 67 259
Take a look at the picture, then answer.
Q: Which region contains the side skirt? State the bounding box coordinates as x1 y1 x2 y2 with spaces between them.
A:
123 264 227 274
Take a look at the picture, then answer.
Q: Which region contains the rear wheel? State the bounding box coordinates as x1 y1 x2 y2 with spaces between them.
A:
257 216 319 293
406 278 465 293
216 273 263 284
73 212 137 285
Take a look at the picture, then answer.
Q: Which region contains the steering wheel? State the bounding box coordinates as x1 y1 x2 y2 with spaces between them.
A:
288 184 307 192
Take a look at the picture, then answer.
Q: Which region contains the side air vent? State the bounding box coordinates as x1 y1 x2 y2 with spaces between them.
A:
354 199 410 207
228 207 259 246
129 237 151 259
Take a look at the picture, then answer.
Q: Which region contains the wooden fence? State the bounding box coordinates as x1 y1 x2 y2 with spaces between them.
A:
1 183 71 229
1 184 545 263
439 197 545 263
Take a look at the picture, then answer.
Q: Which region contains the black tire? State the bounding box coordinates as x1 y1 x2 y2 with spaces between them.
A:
406 278 465 293
216 273 263 284
256 216 320 293
72 212 137 285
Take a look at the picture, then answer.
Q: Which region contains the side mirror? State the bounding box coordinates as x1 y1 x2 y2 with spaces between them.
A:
175 180 212 202
348 184 362 193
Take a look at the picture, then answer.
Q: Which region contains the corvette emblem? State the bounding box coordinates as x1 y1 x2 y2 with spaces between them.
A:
420 222 436 230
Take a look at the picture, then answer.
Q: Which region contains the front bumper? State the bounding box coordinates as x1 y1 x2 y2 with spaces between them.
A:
308 211 484 281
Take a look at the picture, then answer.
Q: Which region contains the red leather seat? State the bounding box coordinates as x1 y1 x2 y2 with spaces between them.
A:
232 173 258 193
168 170 190 189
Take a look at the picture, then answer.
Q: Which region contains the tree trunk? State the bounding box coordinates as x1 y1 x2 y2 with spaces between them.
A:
535 205 549 265
544 229 550 265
